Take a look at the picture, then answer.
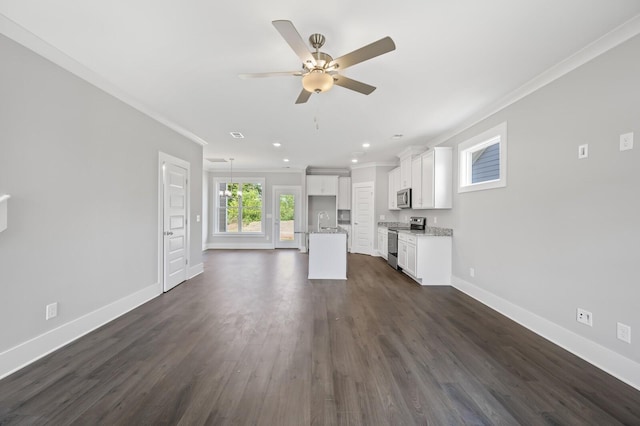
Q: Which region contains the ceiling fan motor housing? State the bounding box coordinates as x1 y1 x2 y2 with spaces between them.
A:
309 33 326 49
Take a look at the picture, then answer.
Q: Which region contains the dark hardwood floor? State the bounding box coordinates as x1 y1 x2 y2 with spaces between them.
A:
1 250 639 425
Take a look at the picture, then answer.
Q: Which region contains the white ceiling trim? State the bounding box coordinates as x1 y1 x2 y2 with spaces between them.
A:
0 14 209 147
206 167 305 174
426 13 640 148
350 161 398 170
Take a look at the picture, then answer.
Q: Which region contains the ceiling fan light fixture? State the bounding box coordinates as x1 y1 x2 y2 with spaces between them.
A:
302 70 334 94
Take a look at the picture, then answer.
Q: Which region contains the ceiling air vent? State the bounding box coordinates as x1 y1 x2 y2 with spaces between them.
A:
207 158 228 163
229 132 244 139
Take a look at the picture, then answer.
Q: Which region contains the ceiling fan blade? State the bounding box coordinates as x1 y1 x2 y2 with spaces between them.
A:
238 71 303 79
295 89 312 104
272 20 317 68
329 36 396 70
333 75 376 95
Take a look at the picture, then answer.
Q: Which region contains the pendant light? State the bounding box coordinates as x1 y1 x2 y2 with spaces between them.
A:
219 158 242 198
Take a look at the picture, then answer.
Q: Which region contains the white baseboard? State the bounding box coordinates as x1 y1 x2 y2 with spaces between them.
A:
451 275 640 391
0 282 161 380
188 263 204 279
205 243 274 250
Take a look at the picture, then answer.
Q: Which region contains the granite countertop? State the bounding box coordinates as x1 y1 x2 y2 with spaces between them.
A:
309 227 348 235
398 227 453 237
377 221 407 228
378 221 453 237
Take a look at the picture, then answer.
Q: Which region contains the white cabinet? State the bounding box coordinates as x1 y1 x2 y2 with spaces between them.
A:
412 147 452 209
411 156 422 208
398 232 452 285
377 226 388 259
399 155 412 189
388 167 400 210
338 177 351 209
307 175 338 196
308 233 347 279
398 233 417 274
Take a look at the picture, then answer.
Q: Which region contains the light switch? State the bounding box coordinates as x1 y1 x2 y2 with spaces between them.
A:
620 132 634 151
578 144 588 159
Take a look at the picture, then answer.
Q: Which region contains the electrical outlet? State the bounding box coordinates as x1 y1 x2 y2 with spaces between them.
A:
576 308 593 326
433 217 438 224
617 322 631 343
578 144 589 159
620 132 634 151
469 267 475 277
45 302 58 320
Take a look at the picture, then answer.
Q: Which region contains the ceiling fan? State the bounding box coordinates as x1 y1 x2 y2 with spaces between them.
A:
239 20 396 104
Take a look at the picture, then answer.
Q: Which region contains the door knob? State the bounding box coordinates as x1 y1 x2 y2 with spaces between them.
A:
164 231 174 236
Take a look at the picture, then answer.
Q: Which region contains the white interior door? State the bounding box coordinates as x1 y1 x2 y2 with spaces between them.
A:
273 186 302 249
161 155 189 292
352 182 375 255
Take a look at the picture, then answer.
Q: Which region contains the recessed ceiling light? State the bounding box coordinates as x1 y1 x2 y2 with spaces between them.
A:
273 142 281 147
351 159 358 163
229 131 244 139
362 143 370 148
392 134 403 140
283 158 290 162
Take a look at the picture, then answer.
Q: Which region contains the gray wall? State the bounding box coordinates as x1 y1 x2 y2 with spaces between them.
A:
0 34 203 352
206 170 304 247
426 34 640 363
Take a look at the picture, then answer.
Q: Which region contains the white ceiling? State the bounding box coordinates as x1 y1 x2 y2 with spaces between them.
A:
2 1 640 171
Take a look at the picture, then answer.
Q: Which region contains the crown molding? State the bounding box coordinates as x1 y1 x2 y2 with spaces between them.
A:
206 167 305 174
350 161 398 170
306 167 351 175
427 13 640 148
0 14 208 147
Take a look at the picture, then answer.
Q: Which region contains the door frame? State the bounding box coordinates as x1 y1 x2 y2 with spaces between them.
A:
272 185 302 249
158 152 191 292
352 181 375 256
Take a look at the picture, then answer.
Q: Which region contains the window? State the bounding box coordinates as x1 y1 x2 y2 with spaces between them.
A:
214 178 265 234
458 122 507 193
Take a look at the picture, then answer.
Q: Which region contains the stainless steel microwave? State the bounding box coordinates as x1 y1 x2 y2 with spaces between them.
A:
397 188 411 209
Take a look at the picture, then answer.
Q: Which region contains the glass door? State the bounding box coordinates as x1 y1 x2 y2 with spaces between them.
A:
273 186 301 248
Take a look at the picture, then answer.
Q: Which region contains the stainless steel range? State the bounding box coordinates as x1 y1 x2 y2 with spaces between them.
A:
387 217 426 270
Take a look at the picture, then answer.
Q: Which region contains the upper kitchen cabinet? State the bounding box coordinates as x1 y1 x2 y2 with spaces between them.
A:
397 146 425 190
307 175 338 196
413 147 452 209
338 177 351 209
388 167 400 210
411 156 422 207
399 155 412 189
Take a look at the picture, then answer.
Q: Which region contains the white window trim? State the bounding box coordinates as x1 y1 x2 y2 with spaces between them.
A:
458 122 507 193
213 177 266 236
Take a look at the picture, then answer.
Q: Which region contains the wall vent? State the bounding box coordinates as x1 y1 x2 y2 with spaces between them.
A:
229 132 244 139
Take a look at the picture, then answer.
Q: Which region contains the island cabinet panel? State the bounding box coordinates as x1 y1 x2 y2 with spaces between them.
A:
308 232 347 279
307 175 338 196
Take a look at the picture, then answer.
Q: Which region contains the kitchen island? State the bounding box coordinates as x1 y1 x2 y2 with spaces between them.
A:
308 229 347 280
